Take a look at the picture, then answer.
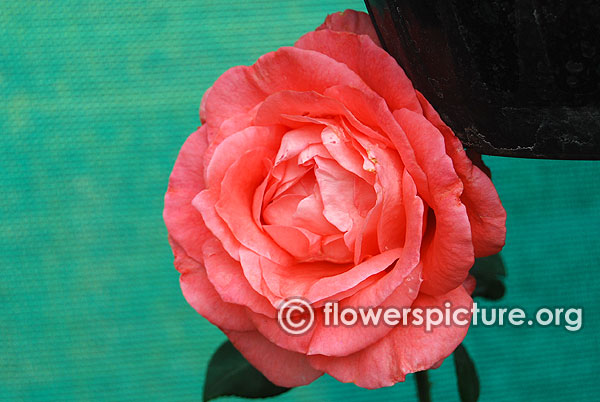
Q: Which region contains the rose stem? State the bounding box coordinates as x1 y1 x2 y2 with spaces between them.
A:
415 370 432 402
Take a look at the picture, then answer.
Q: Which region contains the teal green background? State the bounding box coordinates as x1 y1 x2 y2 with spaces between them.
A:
1 1 599 401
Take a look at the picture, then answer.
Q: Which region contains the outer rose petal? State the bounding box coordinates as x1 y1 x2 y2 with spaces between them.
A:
244 262 422 359
308 285 472 389
171 239 254 332
226 330 323 388
393 109 474 295
193 189 242 261
202 237 276 318
296 29 422 112
200 65 266 130
202 46 371 130
416 92 507 257
306 263 422 357
316 9 381 47
463 274 477 295
163 126 211 263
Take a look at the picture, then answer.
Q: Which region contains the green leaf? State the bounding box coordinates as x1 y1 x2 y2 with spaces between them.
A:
203 341 290 401
470 254 506 300
453 344 480 402
472 279 505 300
473 254 506 277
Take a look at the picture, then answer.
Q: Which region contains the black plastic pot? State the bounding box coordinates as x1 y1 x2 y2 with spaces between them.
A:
365 0 600 159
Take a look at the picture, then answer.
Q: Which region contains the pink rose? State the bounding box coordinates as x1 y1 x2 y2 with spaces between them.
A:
164 10 506 389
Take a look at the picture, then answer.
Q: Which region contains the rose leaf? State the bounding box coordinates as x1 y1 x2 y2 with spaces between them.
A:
470 254 506 300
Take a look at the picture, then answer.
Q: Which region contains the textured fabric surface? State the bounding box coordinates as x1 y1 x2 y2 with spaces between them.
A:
1 1 599 401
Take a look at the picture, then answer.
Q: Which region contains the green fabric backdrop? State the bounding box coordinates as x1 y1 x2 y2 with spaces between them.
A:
1 1 599 401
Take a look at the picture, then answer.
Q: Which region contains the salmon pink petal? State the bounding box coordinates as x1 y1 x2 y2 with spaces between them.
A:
246 247 414 357
308 286 472 389
253 91 344 128
263 225 318 261
416 92 507 257
316 9 381 47
216 150 294 265
202 237 276 317
298 144 332 165
252 247 403 309
203 112 254 171
294 194 340 236
205 125 283 191
305 248 404 303
257 255 351 306
269 162 312 200
252 173 269 229
321 126 376 184
314 156 374 235
320 234 354 262
460 166 507 257
255 90 392 147
296 30 422 112
371 147 407 252
202 44 370 130
263 194 305 227
226 330 323 387
201 65 267 130
193 189 242 261
353 195 382 264
463 274 477 295
251 46 370 96
274 125 324 165
163 127 211 263
172 240 254 332
346 171 424 307
394 109 474 295
238 247 279 303
321 85 431 201
306 262 422 357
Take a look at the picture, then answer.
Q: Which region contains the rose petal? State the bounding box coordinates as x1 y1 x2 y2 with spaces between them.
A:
306 262 422 357
202 237 276 317
193 189 242 261
274 125 324 166
314 156 375 240
294 193 340 236
346 170 424 307
164 126 212 262
201 65 267 130
263 225 317 261
205 125 283 191
394 109 474 295
216 149 294 265
263 194 305 227
308 285 472 389
226 330 323 387
316 9 381 47
253 248 404 308
172 239 254 332
297 29 421 112
416 91 507 257
321 125 376 184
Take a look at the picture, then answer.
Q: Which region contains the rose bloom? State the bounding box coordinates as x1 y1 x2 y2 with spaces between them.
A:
164 10 506 389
